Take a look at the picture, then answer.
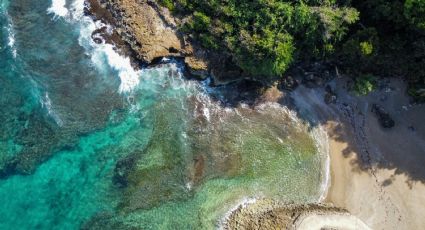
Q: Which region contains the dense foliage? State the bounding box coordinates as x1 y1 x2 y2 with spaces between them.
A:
339 0 425 99
160 0 425 99
354 74 377 96
166 0 358 78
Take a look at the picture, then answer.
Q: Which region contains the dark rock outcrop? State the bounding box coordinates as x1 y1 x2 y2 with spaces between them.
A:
324 85 337 104
87 0 248 83
280 75 299 91
223 199 348 230
112 154 137 188
371 104 395 128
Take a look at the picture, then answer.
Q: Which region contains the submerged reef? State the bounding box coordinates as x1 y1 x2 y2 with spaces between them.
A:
84 80 328 228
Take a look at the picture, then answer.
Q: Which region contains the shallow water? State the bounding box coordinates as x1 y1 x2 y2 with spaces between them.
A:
0 0 328 229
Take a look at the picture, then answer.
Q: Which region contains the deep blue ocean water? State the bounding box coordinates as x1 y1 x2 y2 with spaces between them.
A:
0 0 329 229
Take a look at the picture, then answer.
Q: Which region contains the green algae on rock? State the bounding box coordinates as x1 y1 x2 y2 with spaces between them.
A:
85 67 329 229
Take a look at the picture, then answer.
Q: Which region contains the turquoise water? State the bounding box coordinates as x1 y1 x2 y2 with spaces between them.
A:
0 0 328 229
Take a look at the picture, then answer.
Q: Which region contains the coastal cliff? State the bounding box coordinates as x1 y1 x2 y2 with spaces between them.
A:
1 0 425 229
87 0 244 84
83 1 425 229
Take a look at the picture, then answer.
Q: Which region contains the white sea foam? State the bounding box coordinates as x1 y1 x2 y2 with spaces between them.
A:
52 0 190 94
41 93 64 127
87 38 141 93
218 197 259 230
289 88 333 202
70 0 85 19
61 0 142 93
310 125 331 202
253 102 331 202
103 45 140 93
7 27 15 48
7 28 16 57
4 13 17 58
47 0 69 18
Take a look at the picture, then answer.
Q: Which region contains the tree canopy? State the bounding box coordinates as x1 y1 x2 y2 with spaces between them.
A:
167 0 358 78
160 0 425 100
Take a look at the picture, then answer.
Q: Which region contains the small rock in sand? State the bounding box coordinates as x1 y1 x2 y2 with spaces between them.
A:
324 85 337 104
371 104 395 128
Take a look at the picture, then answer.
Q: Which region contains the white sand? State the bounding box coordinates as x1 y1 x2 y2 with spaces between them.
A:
295 213 371 230
292 78 425 230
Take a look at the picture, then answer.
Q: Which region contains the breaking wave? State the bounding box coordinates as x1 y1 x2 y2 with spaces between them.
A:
47 0 69 18
41 92 64 127
4 12 17 58
47 0 141 93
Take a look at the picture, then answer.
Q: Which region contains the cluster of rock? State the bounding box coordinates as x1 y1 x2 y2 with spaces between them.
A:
87 0 245 84
324 85 338 104
283 62 338 89
87 0 355 90
223 199 349 230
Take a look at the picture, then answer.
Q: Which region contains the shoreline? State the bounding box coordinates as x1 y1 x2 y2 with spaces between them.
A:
223 77 425 229
314 124 331 203
221 198 372 229
84 1 425 229
321 78 425 229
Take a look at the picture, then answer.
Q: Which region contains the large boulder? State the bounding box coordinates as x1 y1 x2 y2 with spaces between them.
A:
89 0 249 82
104 0 184 62
92 0 212 79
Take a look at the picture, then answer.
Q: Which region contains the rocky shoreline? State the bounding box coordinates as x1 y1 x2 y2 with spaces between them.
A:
85 0 248 85
221 199 372 230
85 0 359 96
83 1 425 229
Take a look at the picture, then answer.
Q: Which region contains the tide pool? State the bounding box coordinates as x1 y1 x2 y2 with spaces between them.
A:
0 0 329 229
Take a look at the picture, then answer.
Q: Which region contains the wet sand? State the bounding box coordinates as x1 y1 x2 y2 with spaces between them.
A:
84 3 425 226
292 78 425 230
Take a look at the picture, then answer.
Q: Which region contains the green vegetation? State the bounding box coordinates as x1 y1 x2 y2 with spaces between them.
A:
165 0 358 78
353 74 377 95
160 0 425 100
338 0 425 100
359 41 374 56
158 0 174 11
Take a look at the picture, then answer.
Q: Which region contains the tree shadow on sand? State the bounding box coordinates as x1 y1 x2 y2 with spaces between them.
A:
291 82 425 188
204 76 425 188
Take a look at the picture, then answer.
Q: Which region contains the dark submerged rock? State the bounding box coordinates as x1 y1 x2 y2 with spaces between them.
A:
113 154 137 188
324 85 337 104
371 104 395 128
280 75 299 91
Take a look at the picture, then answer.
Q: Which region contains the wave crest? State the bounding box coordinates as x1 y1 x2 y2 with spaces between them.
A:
47 0 69 18
4 12 17 58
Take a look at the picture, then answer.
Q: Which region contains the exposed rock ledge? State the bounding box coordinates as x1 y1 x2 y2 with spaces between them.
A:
223 199 371 230
88 0 244 84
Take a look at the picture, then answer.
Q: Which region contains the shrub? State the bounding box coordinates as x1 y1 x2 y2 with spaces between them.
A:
360 41 374 56
158 0 174 11
192 11 211 32
354 74 377 95
199 33 219 50
160 0 358 79
404 0 425 30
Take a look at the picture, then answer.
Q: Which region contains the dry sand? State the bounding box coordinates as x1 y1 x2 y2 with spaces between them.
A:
293 78 425 230
295 213 371 230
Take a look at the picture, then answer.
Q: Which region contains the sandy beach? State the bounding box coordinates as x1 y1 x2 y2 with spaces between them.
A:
294 78 425 229
85 1 425 227
224 78 425 229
